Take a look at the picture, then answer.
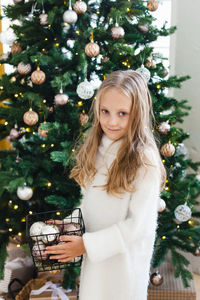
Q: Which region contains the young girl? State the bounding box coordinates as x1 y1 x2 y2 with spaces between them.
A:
45 70 166 300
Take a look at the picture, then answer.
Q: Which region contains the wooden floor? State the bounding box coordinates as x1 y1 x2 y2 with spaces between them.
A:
194 273 200 300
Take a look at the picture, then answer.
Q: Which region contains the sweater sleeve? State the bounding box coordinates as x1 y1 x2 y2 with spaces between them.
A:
82 148 161 263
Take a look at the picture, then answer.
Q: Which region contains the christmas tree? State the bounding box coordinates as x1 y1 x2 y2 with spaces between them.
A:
0 0 200 289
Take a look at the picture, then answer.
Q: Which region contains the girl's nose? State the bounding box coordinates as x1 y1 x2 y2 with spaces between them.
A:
108 116 118 127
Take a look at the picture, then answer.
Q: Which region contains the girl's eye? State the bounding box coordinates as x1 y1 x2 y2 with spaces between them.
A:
119 112 127 116
102 109 109 114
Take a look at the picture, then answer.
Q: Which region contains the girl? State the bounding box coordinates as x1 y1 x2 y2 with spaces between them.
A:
45 70 166 300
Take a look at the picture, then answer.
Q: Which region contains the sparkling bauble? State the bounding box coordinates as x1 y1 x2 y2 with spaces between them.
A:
41 225 60 244
176 143 188 156
85 41 100 57
174 204 192 222
80 112 89 125
23 110 39 126
32 241 48 260
9 128 20 140
54 93 69 106
11 42 22 54
194 247 200 257
111 26 125 39
160 143 175 157
150 271 163 286
39 13 48 25
76 79 94 99
17 186 33 200
157 121 170 135
62 222 81 235
38 124 48 138
73 0 87 14
17 62 32 75
158 198 166 213
31 68 46 85
136 64 151 82
63 8 78 24
137 24 149 33
147 0 159 11
30 221 46 241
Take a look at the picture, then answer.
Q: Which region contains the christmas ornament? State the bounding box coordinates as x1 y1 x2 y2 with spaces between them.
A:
137 24 149 33
1 53 9 60
0 28 16 45
76 79 94 99
80 112 89 125
158 198 166 213
174 204 192 222
41 225 60 244
31 66 46 85
160 143 175 157
85 40 100 57
23 109 39 126
136 64 151 82
160 109 173 116
157 121 170 135
47 106 54 113
101 56 110 64
73 0 87 14
161 68 168 77
147 0 159 12
13 0 24 3
39 12 48 25
17 62 32 75
145 56 156 68
27 2 37 21
176 143 188 156
150 271 163 286
63 0 78 24
11 42 22 54
196 174 200 181
9 128 20 141
32 241 48 260
38 123 48 138
111 24 125 40
54 88 69 106
62 222 81 235
194 247 200 257
17 186 33 200
30 221 46 241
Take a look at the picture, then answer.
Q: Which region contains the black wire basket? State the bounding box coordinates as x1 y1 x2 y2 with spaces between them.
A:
26 208 85 272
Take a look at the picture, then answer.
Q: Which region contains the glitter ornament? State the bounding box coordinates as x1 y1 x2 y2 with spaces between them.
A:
62 222 81 235
41 225 60 244
157 121 171 135
11 42 22 54
147 0 159 11
150 271 163 286
137 24 149 33
38 124 48 138
31 66 46 85
23 110 39 126
54 88 69 106
85 41 100 57
32 241 48 260
39 12 48 25
158 198 166 213
9 128 20 141
111 24 125 39
30 221 46 241
63 0 78 24
80 112 89 125
17 62 32 75
17 186 33 200
160 143 175 157
73 0 87 14
136 64 151 82
77 79 94 99
174 204 192 222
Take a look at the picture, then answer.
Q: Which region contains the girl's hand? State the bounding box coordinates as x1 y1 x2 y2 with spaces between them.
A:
45 235 86 262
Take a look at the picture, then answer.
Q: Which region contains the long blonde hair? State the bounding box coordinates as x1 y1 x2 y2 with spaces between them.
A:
70 70 166 195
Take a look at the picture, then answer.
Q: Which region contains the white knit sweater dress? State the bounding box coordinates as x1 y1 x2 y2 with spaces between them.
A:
78 134 161 300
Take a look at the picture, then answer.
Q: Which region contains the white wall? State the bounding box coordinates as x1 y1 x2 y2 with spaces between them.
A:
170 0 200 161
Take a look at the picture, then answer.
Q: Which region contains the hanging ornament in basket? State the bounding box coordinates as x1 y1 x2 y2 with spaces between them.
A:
174 203 192 223
54 85 69 106
157 121 171 135
111 22 125 40
136 64 151 82
17 185 33 200
150 271 163 286
147 0 159 12
76 79 94 99
63 0 78 24
11 42 22 54
73 0 87 14
160 142 175 157
31 65 46 85
85 33 100 57
80 111 89 125
158 198 166 213
23 108 39 126
17 62 32 75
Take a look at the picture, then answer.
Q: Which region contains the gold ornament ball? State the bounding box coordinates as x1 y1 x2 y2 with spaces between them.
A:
31 69 46 85
160 143 175 157
85 42 100 57
17 62 32 75
111 26 125 39
147 0 159 11
23 110 39 126
80 112 89 125
150 271 163 286
73 0 87 14
38 125 48 138
11 43 22 54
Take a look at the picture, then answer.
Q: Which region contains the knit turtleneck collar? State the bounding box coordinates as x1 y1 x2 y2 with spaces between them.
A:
98 134 122 157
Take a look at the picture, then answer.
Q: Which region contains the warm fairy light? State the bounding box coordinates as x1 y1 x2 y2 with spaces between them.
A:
55 43 59 47
75 52 78 55
56 212 61 216
47 182 52 187
161 236 166 240
120 53 122 55
33 132 36 135
9 200 12 204
176 225 180 229
45 38 48 41
4 121 8 125
48 25 51 28
17 244 21 248
14 94 19 97
26 128 31 132
5 218 9 222
43 99 47 103
96 11 100 14
127 8 130 12
188 220 194 226
189 236 193 240
0 86 3 90
41 144 46 148
18 232 22 236
164 186 169 191
78 101 83 107
35 59 38 62
76 30 80 34
29 211 33 215
14 205 18 210
127 64 131 68
162 160 165 163
54 38 57 41
170 165 173 168
72 149 75 152
42 48 46 52
9 228 13 232
21 217 26 222
166 179 169 183
51 144 54 147
157 84 161 89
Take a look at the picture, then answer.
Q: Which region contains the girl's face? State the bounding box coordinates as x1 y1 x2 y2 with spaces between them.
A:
99 88 132 141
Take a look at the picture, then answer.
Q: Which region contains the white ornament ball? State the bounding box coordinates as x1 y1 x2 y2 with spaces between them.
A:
73 0 87 14
54 93 69 106
63 9 78 24
196 174 200 181
158 198 166 213
41 225 60 244
30 221 46 241
39 13 48 25
17 62 32 75
111 26 125 39
32 241 48 260
174 204 192 222
9 128 20 140
0 28 16 45
17 186 33 200
136 64 151 82
76 79 94 99
157 121 170 135
176 143 188 156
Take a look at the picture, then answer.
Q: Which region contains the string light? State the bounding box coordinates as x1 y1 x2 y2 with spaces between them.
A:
4 121 8 125
48 25 51 28
14 94 19 98
0 86 3 90
17 244 21 248
188 236 193 240
51 144 54 147
166 179 169 183
77 101 83 107
56 212 61 216
162 159 165 163
26 128 31 132
46 182 52 187
161 236 166 240
5 218 9 222
41 144 46 148
43 99 47 103
29 211 33 215
127 8 130 12
18 232 22 236
75 52 78 55
55 43 59 47
76 30 80 35
35 59 38 62
14 205 18 210
188 220 194 226
157 84 161 89
45 38 48 41
164 186 169 191
9 228 13 232
9 200 12 204
176 225 180 229
21 217 26 222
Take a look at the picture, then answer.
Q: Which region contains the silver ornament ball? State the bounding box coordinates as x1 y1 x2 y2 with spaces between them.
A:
136 65 151 82
17 186 33 200
174 204 192 222
63 9 78 24
76 79 94 99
